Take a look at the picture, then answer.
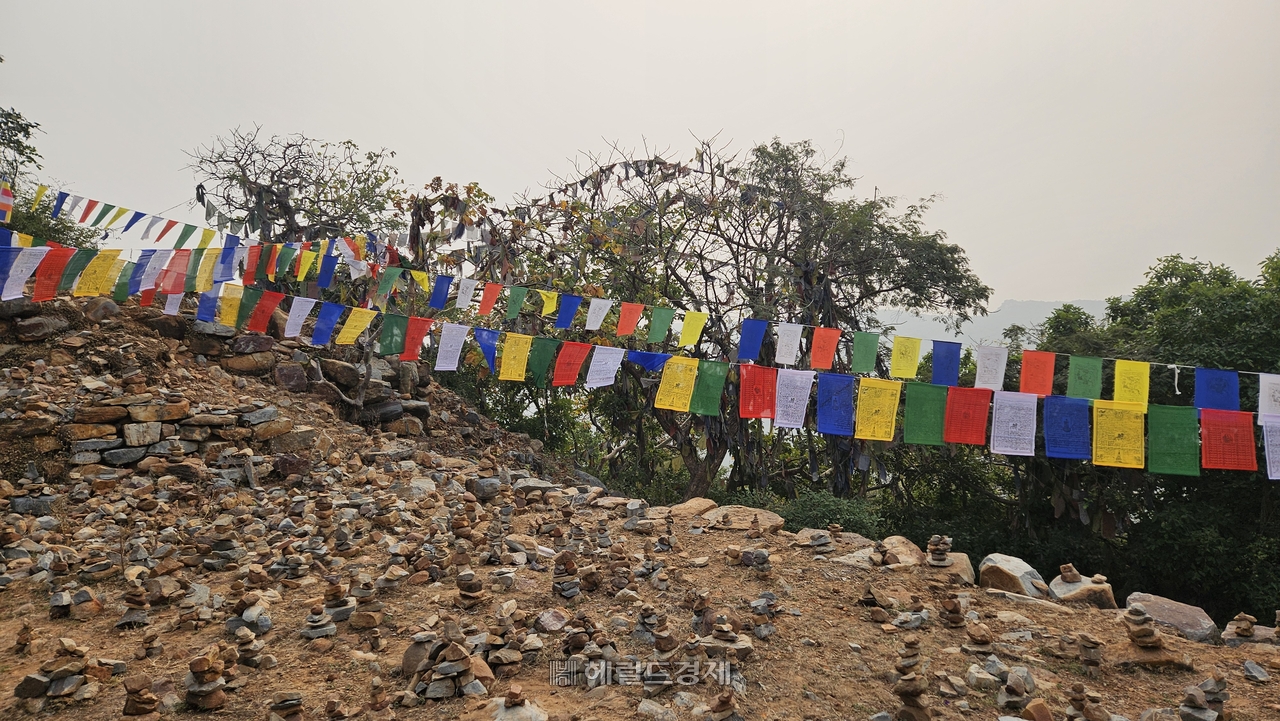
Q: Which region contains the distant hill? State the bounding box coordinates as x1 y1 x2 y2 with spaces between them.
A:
878 299 1109 347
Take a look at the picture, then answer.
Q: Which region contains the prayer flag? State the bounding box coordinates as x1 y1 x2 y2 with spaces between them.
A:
0 247 18 299
774 369 815 429
1258 374 1280 417
78 199 99 223
158 249 192 295
377 313 409 355
1194 368 1239 411
197 228 216 249
1043 396 1092 459
283 297 318 339
944 386 992 445
931 341 962 387
552 341 592 386
585 298 614 330
738 364 776 419
4 247 50 300
1092 400 1146 469
127 249 154 295
235 287 263 329
775 323 803 366
122 210 146 233
851 331 879 373
218 284 244 328
1147 405 1200 476
472 327 499 371
183 249 205 293
903 382 947 445
429 275 453 309
57 249 97 293
679 311 708 347
737 319 768 362
196 284 220 322
1200 409 1257 471
456 278 479 311
504 286 528 320
889 336 921 379
647 307 675 343
1067 356 1103 399
174 224 197 249
584 345 625 389
537 289 558 316
29 184 48 212
31 246 77 301
1114 360 1150 408
163 293 183 315
195 249 219 293
0 181 11 223
274 245 297 280
690 361 730 416
375 266 403 299
89 203 115 227
434 323 469 371
1019 350 1056 396
990 391 1038 456
309 302 346 345
296 249 318 281
245 291 286 333
477 283 502 315
974 345 1008 390
816 373 855 436
317 253 338 288
51 191 69 218
555 294 583 329
810 327 841 370
655 356 701 412
72 249 122 297
616 302 644 336
855 378 902 441
627 351 671 372
531 340 566 387
498 333 533 381
1261 414 1280 480
400 317 435 362
103 206 130 229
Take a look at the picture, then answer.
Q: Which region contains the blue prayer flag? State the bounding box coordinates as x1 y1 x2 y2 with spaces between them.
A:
429 275 453 309
931 341 962 387
51 192 69 218
310 302 347 346
128 249 155 295
1043 396 1092 459
737 319 768 362
555 294 583 329
122 211 147 233
473 328 499 372
317 253 338 288
0 246 20 290
0 228 11 246
215 235 240 283
1194 368 1239 411
816 373 855 436
627 351 672 372
196 284 221 322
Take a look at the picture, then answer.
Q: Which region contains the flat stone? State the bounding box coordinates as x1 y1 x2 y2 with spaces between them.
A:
231 335 276 353
75 405 129 423
1050 575 1117 608
270 427 318 453
102 447 148 465
193 320 235 337
59 423 117 441
124 422 163 446
241 406 279 425
14 674 50 698
669 497 718 517
1243 659 1270 683
274 362 309 392
221 352 276 375
700 505 785 533
47 674 85 697
1126 593 1220 644
980 553 1049 599
16 316 69 342
128 400 191 422
252 417 294 440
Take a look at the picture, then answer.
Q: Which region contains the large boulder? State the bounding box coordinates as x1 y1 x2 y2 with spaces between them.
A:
1125 593 1220 644
979 553 1049 599
669 497 718 518
318 358 362 388
700 505 785 533
15 316 68 341
1049 568 1117 609
83 297 119 322
144 314 187 340
220 352 276 375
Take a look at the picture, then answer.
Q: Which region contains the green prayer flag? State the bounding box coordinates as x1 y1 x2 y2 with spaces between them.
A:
30 237 46 247
505 286 529 320
112 262 136 303
528 337 561 388
184 249 206 293
57 249 98 292
852 331 880 373
689 360 730 416
236 287 263 329
903 382 947 445
1147 405 1200 476
174 224 197 249
647 307 675 343
376 267 402 299
275 246 298 279
378 314 409 355
256 243 274 279
89 203 115 227
1066 356 1103 399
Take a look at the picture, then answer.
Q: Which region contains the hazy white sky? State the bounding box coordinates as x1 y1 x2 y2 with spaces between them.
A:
5 1 1277 303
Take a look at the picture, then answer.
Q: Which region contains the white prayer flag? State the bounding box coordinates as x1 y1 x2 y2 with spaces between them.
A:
138 249 173 291
585 299 614 331
1262 414 1280 480
775 322 803 366
284 298 318 338
1259 374 1280 420
346 258 369 280
456 278 479 311
163 293 183 316
141 216 164 240
974 345 1009 390
990 391 1038 456
434 323 469 372
584 345 626 388
2 247 50 300
774 369 815 429
65 196 84 218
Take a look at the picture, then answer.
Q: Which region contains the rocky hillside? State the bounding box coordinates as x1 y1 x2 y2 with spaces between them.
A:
0 296 1276 721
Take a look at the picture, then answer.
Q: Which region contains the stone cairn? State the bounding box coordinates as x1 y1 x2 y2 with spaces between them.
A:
323 579 356 622
349 574 384 629
552 550 580 600
708 689 743 721
301 604 337 640
118 580 151 628
1077 633 1104 677
1231 612 1255 638
891 634 930 721
1123 603 1164 650
962 621 995 654
925 535 953 567
137 630 164 660
1187 671 1230 719
122 674 160 720
1059 563 1082 584
268 691 305 721
939 593 965 628
184 650 226 711
235 626 273 669
1064 682 1109 721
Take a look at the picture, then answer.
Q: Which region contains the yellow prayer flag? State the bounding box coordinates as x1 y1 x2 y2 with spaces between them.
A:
889 336 922 378
537 290 558 316
30 185 48 211
678 311 709 347
409 270 431 290
499 333 533 381
855 377 902 441
1113 360 1150 409
654 356 700 412
105 257 128 293
195 251 219 293
335 308 378 345
15 233 33 247
296 250 318 281
197 228 216 249
72 249 123 297
218 284 244 327
1093 400 1146 469
103 207 130 229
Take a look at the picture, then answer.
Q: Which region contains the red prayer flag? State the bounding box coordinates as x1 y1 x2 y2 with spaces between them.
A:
31 247 78 302
295 242 311 275
158 249 192 295
1200 409 1257 471
155 219 178 243
552 342 593 386
943 386 993 445
78 199 100 224
738 364 777 419
478 283 502 315
400 317 435 362
616 302 645 336
140 288 157 306
1019 350 1056 396
245 291 286 333
811 327 841 370
243 245 262 285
